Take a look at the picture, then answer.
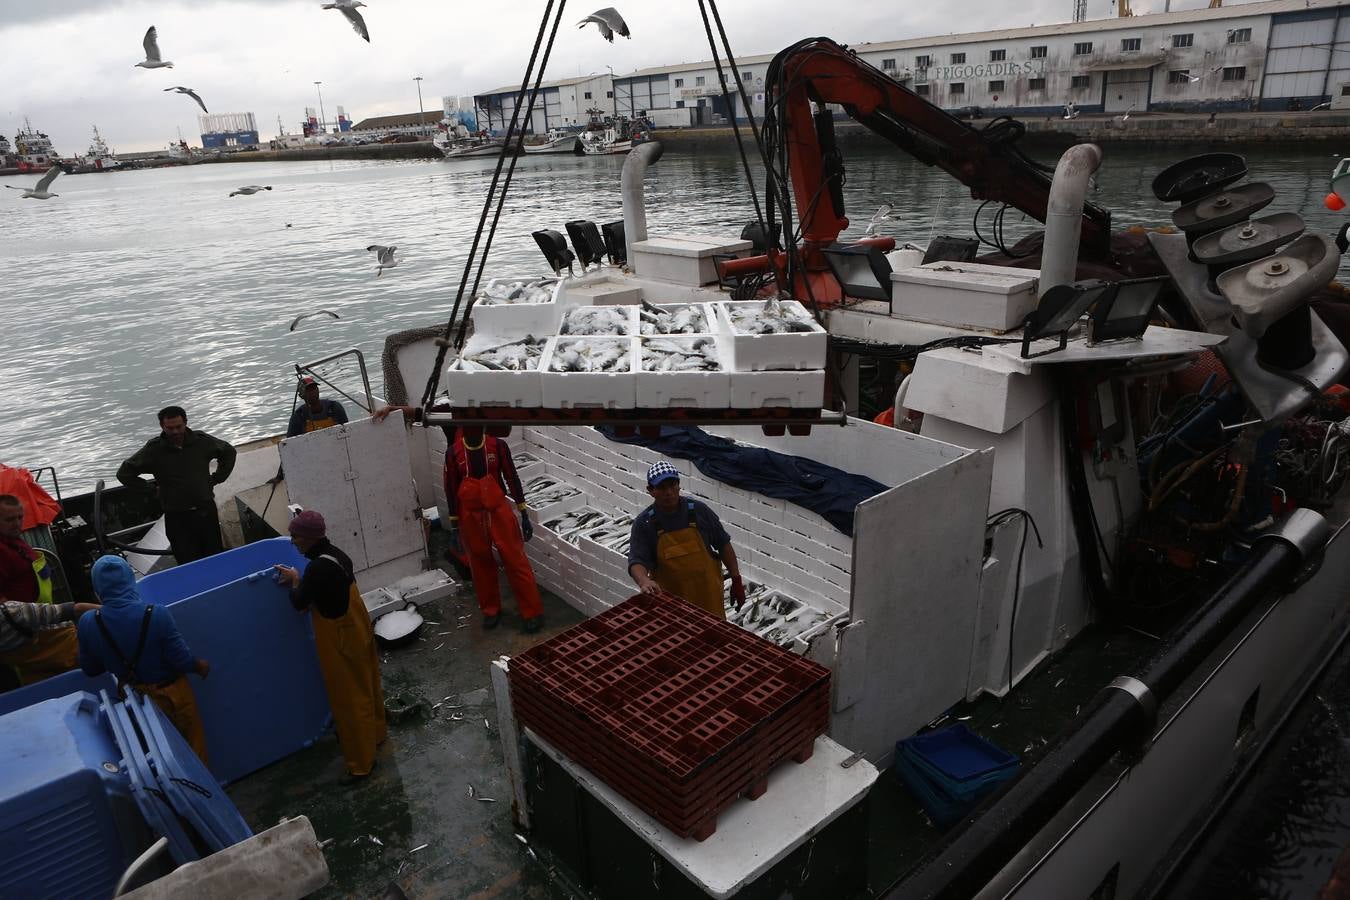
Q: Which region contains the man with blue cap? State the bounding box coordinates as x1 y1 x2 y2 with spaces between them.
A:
627 461 745 618
78 555 211 762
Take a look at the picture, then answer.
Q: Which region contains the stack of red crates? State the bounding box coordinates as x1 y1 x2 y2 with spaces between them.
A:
510 590 831 841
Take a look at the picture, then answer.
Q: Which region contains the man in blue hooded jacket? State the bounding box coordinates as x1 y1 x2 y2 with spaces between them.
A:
77 555 211 762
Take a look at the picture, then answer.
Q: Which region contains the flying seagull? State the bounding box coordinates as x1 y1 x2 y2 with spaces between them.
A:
164 86 209 113
863 203 893 236
4 165 62 200
322 0 370 42
229 185 272 197
135 26 174 68
367 244 398 276
289 309 341 331
577 7 630 42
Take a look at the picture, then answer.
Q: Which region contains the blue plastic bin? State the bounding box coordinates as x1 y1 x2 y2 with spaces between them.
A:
894 724 1020 828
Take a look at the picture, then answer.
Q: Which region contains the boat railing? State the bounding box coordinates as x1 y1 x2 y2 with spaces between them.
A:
296 347 375 414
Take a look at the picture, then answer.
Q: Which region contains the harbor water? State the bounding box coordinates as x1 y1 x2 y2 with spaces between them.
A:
2 141 1348 494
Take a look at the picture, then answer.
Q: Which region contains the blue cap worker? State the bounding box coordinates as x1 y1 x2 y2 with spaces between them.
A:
627 461 745 619
78 555 211 762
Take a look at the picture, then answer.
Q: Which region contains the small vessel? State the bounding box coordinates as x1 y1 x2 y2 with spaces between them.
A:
0 134 15 174
523 127 583 155
577 109 632 156
13 119 59 173
435 122 509 159
78 126 121 172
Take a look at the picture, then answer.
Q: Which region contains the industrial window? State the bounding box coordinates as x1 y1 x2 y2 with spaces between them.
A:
675 100 684 107
915 84 930 96
1343 84 1350 96
1121 38 1141 52
1031 45 1048 59
1029 77 1046 90
1173 33 1194 48
674 78 684 87
915 55 932 67
606 91 613 98
990 49 1006 61
1074 42 1093 55
742 71 752 80
695 76 705 86
1222 66 1246 81
950 82 965 95
1169 69 1192 84
883 58 897 70
989 79 1005 92
584 91 592 99
951 52 966 64
1071 75 1091 88
1229 28 1251 44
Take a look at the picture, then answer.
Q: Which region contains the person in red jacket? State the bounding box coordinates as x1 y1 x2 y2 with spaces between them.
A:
374 405 543 632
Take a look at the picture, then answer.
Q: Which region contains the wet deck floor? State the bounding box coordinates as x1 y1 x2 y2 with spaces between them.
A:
226 542 1155 899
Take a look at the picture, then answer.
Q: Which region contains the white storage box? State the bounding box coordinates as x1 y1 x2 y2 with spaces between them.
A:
440 334 548 408
890 261 1040 333
558 305 638 337
539 336 639 409
728 370 826 409
557 273 643 307
636 335 731 408
715 299 829 371
637 302 716 336
629 233 753 286
469 276 563 335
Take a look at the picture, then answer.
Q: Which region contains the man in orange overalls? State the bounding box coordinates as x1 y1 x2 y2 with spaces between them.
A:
445 426 544 633
627 461 745 619
274 510 386 782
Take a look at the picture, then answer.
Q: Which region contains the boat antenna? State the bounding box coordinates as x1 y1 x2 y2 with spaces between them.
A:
420 0 568 410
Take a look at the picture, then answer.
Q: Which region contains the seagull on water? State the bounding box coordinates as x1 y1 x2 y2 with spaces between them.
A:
289 310 341 331
164 86 209 113
230 185 272 197
577 7 630 42
367 244 398 276
322 0 371 42
5 165 62 200
135 26 174 68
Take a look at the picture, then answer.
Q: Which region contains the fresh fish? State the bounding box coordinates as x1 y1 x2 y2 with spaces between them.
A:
547 338 632 373
640 336 720 372
524 475 582 508
638 304 708 335
476 278 554 306
727 297 818 335
560 307 633 336
461 335 547 372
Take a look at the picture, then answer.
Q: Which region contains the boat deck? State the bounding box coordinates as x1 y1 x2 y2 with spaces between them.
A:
225 532 1158 898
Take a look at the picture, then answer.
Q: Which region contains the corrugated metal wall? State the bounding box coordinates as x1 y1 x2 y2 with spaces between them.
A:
1260 8 1350 108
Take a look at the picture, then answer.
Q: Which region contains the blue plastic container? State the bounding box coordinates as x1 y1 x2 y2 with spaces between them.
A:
0 669 117 719
138 536 306 606
894 724 1019 828
0 692 154 898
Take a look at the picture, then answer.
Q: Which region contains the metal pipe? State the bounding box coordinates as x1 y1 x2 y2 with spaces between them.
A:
113 837 169 896
621 141 664 251
892 374 911 423
890 509 1325 900
1039 144 1104 296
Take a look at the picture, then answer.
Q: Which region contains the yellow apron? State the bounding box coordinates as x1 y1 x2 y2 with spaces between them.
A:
136 675 209 764
0 626 79 685
304 414 338 433
654 514 726 619
310 577 386 776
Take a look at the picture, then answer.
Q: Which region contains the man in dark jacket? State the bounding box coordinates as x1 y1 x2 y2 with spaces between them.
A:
116 405 237 564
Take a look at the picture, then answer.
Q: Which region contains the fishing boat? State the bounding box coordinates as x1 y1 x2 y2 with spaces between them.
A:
13 119 58 173
76 126 121 173
522 126 583 155
0 134 16 175
7 28 1350 900
434 121 510 159
577 108 633 156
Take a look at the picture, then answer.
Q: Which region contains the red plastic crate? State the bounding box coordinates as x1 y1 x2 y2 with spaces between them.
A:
510 591 832 839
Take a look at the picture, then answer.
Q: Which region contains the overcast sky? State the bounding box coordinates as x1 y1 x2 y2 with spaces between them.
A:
1 0 1266 153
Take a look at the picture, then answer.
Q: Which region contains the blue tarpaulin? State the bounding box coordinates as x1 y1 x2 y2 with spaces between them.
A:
597 426 888 535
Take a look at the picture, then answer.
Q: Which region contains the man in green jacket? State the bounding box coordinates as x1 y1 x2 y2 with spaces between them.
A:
117 405 237 564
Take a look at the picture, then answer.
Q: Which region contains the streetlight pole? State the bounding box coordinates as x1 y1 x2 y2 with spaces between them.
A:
414 75 426 139
606 65 618 118
314 81 327 135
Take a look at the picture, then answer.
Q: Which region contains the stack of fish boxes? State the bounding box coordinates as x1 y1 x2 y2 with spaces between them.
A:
540 306 640 409
714 298 828 409
637 302 727 408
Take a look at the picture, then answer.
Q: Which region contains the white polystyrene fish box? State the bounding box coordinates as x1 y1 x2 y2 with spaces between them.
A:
729 369 825 409
557 305 638 337
637 302 717 336
539 336 639 409
629 233 753 286
440 333 548 408
715 298 828 371
556 272 642 306
890 261 1040 333
468 275 563 335
636 335 730 408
